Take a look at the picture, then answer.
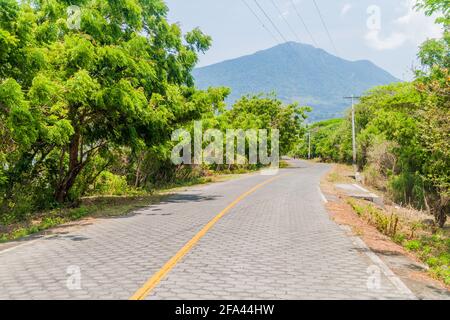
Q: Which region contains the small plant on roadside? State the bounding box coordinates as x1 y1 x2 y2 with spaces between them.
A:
68 207 90 220
328 172 341 183
404 239 422 251
347 200 399 237
393 232 406 244
347 199 364 217
347 197 449 285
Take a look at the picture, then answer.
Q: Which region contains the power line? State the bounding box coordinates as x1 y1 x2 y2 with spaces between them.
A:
247 1 310 95
243 1 301 68
241 0 280 44
269 0 302 43
264 0 310 66
270 0 318 66
252 0 289 43
289 0 319 48
311 0 339 55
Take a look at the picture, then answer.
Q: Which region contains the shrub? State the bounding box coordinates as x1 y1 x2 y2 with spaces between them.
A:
388 172 425 208
91 171 129 196
404 239 421 251
363 164 386 191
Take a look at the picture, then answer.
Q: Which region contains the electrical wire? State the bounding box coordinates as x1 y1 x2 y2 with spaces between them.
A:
269 0 302 43
241 0 280 44
289 0 319 48
252 0 289 43
311 0 339 55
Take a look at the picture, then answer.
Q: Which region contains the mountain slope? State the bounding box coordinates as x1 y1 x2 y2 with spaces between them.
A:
193 42 399 121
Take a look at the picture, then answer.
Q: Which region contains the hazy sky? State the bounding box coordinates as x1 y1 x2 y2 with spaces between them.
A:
165 0 443 80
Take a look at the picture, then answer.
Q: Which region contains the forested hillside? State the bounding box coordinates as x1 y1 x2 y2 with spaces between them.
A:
193 42 399 121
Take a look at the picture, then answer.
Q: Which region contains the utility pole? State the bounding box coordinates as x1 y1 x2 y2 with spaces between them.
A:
344 95 361 178
351 95 356 165
308 130 311 160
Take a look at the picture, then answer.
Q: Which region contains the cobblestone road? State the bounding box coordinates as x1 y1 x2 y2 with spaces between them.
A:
0 161 414 299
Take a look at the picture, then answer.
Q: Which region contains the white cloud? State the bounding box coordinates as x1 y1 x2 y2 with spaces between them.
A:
365 0 443 51
365 30 407 50
341 3 352 16
394 0 442 46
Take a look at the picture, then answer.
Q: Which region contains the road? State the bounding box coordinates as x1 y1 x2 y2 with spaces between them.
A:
0 160 414 300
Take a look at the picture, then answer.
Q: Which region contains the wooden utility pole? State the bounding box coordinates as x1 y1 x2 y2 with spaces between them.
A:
351 95 356 165
344 96 361 177
308 130 311 160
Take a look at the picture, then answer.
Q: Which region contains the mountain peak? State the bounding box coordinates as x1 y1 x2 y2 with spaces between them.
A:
193 44 399 122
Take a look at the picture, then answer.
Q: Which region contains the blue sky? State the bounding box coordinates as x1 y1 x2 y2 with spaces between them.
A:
165 0 443 80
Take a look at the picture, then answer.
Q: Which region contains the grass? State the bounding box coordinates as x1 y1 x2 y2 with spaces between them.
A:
279 160 290 168
326 164 355 184
347 198 450 285
0 162 293 246
404 234 450 285
0 166 265 243
347 199 400 237
0 194 164 243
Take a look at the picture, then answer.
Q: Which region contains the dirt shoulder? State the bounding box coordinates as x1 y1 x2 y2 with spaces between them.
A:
321 164 450 300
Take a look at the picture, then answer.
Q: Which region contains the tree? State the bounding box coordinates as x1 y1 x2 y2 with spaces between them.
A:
0 0 218 210
415 0 450 226
225 94 310 156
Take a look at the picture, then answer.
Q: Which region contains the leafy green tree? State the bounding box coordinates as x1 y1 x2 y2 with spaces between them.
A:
298 119 351 163
415 0 450 226
0 0 218 212
225 94 310 156
304 1 449 227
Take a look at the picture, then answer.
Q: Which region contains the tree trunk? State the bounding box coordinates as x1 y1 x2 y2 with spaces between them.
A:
55 132 82 204
134 152 143 188
435 205 448 228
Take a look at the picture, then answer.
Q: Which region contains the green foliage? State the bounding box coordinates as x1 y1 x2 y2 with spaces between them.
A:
224 94 309 156
91 171 130 196
315 80 448 226
128 93 309 189
68 207 90 220
307 0 450 229
347 199 399 236
416 0 450 27
0 2 309 226
293 118 352 162
0 0 224 219
404 239 422 251
308 25 449 226
406 233 450 284
347 198 449 284
388 172 426 208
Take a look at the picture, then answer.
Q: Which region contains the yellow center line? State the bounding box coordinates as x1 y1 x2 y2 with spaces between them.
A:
129 173 286 300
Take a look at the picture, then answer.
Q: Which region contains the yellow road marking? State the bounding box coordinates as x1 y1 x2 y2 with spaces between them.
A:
130 174 285 300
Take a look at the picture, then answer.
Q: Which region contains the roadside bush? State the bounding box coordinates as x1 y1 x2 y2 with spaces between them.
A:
406 233 450 284
363 164 386 191
90 172 129 196
388 172 426 209
347 199 399 236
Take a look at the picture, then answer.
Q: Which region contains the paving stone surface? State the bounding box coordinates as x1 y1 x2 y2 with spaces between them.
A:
0 161 413 299
147 162 411 300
